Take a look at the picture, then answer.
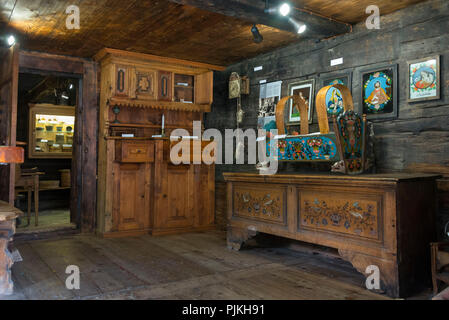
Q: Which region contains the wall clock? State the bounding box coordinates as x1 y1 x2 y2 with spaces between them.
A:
229 72 241 99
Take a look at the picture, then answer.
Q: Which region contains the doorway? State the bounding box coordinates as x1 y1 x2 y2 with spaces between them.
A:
14 72 80 233
0 48 98 234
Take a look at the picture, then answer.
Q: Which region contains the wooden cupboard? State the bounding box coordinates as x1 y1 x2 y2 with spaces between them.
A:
95 49 223 237
28 104 75 158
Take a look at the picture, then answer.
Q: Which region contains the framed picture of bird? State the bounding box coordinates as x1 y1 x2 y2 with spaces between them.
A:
360 64 398 120
407 55 440 103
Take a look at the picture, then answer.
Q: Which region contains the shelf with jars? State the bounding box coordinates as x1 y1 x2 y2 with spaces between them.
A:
28 103 75 158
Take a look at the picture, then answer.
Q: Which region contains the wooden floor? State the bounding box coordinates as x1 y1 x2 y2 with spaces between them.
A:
6 231 391 300
16 209 75 234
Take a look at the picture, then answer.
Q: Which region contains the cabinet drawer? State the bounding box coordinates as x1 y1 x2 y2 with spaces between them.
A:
115 141 154 163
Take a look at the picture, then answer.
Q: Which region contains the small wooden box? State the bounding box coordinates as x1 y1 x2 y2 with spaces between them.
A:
115 140 154 163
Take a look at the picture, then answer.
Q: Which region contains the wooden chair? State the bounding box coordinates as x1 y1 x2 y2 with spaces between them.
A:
431 241 449 295
14 165 44 226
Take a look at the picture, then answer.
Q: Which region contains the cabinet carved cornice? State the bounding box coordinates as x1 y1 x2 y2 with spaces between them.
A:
95 49 222 237
224 172 440 298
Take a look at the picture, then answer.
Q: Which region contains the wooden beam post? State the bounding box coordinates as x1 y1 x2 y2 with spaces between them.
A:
166 0 351 38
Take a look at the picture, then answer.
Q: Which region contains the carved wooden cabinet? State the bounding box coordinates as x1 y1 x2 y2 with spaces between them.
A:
95 48 222 237
94 48 216 110
224 172 440 298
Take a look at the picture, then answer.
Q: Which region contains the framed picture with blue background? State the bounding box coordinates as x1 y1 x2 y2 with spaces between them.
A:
320 71 352 119
361 64 398 120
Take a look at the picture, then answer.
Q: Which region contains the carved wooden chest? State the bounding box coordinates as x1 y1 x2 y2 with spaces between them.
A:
224 172 440 298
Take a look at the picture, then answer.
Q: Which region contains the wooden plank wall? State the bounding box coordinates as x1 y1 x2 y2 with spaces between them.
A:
205 0 449 237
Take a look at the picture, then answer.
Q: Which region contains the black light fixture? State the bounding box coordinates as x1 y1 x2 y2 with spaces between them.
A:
264 1 307 35
251 25 263 43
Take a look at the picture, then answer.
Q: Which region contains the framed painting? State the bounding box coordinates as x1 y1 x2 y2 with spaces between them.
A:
361 64 398 120
319 72 352 118
287 79 315 125
320 71 352 90
407 55 440 102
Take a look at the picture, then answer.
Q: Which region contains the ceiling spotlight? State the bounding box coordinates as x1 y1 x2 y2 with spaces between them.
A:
279 3 291 16
297 24 307 34
251 25 263 44
69 84 74 90
264 1 291 17
7 35 15 47
288 17 307 34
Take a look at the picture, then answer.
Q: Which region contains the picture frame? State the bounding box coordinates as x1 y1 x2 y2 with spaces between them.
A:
320 71 352 91
319 71 352 119
287 79 315 125
407 55 440 102
360 64 398 120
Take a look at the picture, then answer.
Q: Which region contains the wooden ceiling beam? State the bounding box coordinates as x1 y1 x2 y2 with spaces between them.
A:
166 0 351 38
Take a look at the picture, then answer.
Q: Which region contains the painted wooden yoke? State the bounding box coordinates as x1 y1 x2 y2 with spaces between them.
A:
268 84 367 175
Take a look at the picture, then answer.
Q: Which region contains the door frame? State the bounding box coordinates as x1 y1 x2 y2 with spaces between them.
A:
0 44 19 204
18 50 98 232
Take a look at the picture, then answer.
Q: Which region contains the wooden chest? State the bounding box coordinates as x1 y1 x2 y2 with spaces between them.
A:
224 172 439 298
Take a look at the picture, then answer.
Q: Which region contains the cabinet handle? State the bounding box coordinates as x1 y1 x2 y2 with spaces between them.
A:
130 149 144 154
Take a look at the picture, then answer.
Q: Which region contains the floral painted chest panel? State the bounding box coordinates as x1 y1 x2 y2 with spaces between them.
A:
233 184 287 225
300 191 381 241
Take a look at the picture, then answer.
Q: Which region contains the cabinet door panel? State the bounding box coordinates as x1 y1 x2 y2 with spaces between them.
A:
162 165 194 229
195 71 213 104
114 65 134 98
158 71 172 101
134 68 157 100
113 163 150 231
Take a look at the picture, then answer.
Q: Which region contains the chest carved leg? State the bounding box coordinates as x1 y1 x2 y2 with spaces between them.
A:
227 226 258 251
338 249 399 298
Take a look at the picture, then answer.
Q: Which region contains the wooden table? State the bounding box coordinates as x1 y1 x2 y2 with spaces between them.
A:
15 172 43 226
224 172 440 298
0 200 22 295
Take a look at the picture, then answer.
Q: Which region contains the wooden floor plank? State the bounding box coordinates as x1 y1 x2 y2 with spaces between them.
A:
81 235 213 285
27 239 103 298
61 238 145 293
11 243 75 299
9 232 390 300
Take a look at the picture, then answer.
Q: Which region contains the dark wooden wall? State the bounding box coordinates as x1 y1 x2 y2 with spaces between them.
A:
206 0 449 236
